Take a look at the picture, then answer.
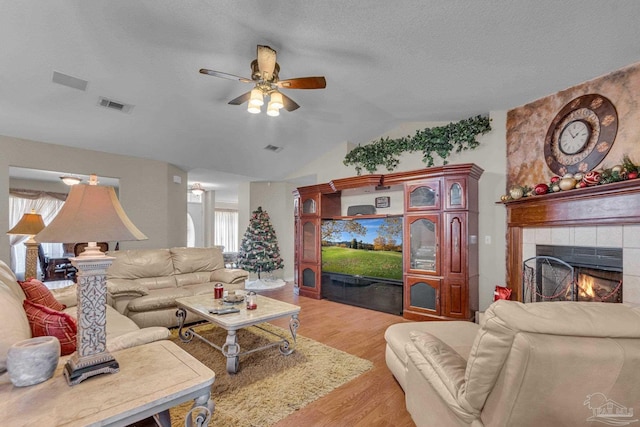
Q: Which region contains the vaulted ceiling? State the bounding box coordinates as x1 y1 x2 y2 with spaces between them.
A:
2 1 640 202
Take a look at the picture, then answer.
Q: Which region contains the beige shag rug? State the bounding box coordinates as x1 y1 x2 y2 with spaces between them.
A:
168 323 373 426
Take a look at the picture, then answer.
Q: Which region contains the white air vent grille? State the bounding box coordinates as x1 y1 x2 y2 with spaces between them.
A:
98 97 134 113
264 145 283 153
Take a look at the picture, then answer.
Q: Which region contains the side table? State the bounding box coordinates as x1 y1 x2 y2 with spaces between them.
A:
0 340 215 426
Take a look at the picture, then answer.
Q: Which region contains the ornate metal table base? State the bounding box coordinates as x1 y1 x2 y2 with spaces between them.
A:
154 391 214 427
176 308 300 374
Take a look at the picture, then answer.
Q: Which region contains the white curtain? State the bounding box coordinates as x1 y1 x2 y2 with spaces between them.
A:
214 210 238 253
9 194 65 276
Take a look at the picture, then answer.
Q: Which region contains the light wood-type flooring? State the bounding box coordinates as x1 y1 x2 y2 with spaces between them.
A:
266 282 415 427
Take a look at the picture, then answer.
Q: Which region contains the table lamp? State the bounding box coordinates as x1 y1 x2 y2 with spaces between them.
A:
35 174 147 385
6 210 45 280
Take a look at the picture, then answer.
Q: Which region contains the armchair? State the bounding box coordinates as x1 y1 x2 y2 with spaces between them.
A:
385 300 640 426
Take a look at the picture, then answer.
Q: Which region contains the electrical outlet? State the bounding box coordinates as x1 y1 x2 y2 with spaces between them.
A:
485 236 492 245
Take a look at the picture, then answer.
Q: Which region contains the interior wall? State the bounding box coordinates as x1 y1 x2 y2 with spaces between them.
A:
244 181 295 281
506 61 640 188
0 134 188 263
166 163 188 247
187 201 204 248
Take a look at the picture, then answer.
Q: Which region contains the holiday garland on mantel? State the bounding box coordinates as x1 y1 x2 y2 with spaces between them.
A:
343 115 492 175
237 206 284 278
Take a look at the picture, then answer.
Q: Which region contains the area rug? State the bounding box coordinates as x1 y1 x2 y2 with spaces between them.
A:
168 323 373 426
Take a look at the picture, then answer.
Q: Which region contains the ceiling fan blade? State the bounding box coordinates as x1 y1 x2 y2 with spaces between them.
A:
199 69 252 83
228 91 252 105
257 45 277 80
280 93 300 112
277 76 327 89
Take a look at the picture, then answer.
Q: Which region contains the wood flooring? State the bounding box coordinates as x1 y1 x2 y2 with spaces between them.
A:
265 283 415 427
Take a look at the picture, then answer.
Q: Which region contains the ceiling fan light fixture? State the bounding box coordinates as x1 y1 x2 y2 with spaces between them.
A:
190 183 205 196
200 44 326 114
249 88 264 106
247 101 261 114
270 92 284 110
60 175 82 186
266 101 280 117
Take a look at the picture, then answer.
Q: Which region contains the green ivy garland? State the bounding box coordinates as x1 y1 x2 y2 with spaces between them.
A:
343 115 492 175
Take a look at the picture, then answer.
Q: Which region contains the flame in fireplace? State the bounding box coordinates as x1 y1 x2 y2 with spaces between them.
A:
578 273 596 300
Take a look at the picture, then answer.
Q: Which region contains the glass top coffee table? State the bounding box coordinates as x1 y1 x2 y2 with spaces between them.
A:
175 293 300 374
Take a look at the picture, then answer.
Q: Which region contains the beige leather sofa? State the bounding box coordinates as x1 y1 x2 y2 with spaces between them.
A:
0 260 170 381
107 247 249 328
385 300 640 426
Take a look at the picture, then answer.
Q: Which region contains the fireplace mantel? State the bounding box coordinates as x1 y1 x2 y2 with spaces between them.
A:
503 179 640 301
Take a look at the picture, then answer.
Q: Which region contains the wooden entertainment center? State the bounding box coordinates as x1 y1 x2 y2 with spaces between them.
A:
293 163 483 321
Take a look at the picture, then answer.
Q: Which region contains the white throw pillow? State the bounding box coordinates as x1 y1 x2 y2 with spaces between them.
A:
0 282 32 372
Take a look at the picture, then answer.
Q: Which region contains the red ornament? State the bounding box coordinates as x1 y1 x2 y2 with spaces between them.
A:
583 171 601 186
494 286 512 301
628 171 639 180
534 183 549 195
550 176 561 183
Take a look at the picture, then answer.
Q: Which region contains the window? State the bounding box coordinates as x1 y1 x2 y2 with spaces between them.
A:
214 210 238 253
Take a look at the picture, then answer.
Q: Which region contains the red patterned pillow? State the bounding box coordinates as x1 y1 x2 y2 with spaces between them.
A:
18 278 66 311
23 299 77 356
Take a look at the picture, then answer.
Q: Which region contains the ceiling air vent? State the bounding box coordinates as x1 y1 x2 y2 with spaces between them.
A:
97 97 134 114
264 145 283 153
52 71 88 91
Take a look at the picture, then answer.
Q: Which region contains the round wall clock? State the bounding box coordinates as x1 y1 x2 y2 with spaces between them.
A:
544 94 618 176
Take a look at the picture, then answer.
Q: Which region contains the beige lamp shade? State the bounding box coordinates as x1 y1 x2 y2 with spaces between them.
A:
35 184 147 244
266 101 280 117
249 88 264 107
270 91 284 110
7 210 45 236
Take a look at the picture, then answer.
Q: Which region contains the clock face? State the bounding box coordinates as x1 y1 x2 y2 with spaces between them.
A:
544 94 618 176
559 120 591 155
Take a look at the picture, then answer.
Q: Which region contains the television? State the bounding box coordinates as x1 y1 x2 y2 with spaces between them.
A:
321 216 403 281
321 216 404 314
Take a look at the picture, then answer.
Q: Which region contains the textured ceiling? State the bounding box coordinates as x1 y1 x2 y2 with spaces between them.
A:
2 1 640 202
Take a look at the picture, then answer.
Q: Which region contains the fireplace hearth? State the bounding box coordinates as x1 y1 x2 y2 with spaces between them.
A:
523 245 623 303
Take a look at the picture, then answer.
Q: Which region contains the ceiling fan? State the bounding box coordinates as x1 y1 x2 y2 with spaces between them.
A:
199 45 326 115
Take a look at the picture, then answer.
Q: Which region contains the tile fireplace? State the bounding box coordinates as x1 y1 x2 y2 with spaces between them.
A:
504 179 640 305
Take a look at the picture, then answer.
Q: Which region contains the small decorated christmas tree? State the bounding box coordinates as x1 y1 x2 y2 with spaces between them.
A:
237 206 284 281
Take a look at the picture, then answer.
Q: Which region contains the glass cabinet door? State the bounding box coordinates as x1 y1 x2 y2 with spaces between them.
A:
445 178 467 210
294 196 300 216
449 183 462 206
406 214 439 275
301 221 317 261
406 180 441 211
302 198 317 215
405 275 440 315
